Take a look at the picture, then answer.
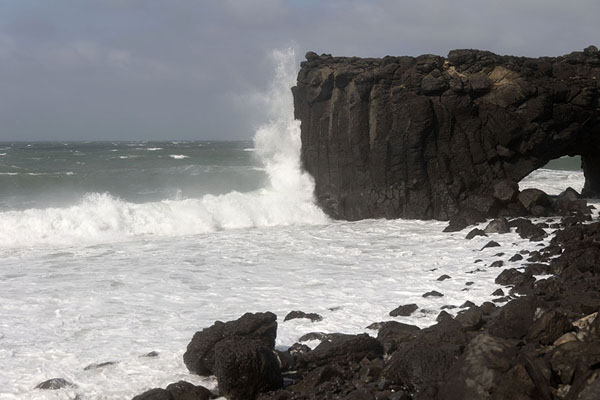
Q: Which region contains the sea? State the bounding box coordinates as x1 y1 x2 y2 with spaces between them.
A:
0 51 596 399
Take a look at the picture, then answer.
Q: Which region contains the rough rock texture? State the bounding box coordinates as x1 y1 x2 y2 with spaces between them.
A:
183 312 277 376
293 47 600 220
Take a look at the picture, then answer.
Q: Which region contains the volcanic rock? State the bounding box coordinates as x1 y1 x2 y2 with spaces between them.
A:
293 49 600 221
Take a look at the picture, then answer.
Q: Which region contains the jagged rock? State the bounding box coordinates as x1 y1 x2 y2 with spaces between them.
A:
35 378 76 390
183 312 277 376
375 321 420 354
465 228 487 239
389 303 419 317
443 333 541 400
493 180 520 203
132 381 213 400
384 318 467 394
481 240 501 250
83 361 118 370
284 311 323 322
455 306 484 331
518 189 551 215
509 253 523 262
296 333 383 371
294 49 600 221
527 309 573 345
422 290 444 298
486 297 541 339
214 337 283 400
509 218 548 241
484 218 510 234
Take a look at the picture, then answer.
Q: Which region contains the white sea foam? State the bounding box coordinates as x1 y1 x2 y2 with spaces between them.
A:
169 154 189 159
147 147 163 151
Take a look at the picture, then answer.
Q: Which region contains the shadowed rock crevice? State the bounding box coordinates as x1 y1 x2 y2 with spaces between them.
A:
293 47 600 220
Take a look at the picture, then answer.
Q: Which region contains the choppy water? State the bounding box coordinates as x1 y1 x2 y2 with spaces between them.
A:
0 49 595 399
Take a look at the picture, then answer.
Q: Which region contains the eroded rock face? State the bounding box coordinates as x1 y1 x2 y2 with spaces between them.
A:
293 48 600 220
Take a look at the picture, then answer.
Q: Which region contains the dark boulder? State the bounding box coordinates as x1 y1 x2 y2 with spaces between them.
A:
465 228 487 239
422 290 444 298
481 240 501 250
296 334 383 371
389 303 419 317
214 337 283 400
35 378 76 390
484 218 510 234
376 321 420 354
508 218 548 241
183 312 277 376
442 333 540 400
384 318 467 395
284 311 323 322
132 381 213 400
486 297 541 339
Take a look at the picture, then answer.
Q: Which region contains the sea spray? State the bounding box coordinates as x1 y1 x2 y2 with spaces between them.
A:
0 49 327 248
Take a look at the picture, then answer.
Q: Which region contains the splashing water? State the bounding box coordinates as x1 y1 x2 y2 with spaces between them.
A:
0 49 328 248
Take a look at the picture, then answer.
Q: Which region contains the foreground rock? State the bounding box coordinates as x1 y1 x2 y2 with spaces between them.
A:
132 381 214 400
293 48 600 221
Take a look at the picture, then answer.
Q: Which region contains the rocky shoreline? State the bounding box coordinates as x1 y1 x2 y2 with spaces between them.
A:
124 188 600 400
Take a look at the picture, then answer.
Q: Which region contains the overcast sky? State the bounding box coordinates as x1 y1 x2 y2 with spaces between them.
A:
1 0 598 141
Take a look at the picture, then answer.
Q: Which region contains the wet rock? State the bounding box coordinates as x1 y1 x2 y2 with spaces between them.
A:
84 361 118 370
297 333 383 371
509 218 548 241
493 180 519 203
436 274 451 281
492 288 505 296
495 268 535 291
389 303 418 317
480 302 497 315
376 321 420 354
422 290 444 298
460 300 476 309
484 218 510 234
486 297 541 339
481 240 501 250
35 378 76 390
509 253 523 262
284 311 323 322
465 228 487 239
142 351 160 358
214 337 282 400
490 260 504 268
527 309 573 345
133 381 213 400
183 312 277 376
443 333 539 400
384 318 467 394
518 189 551 215
455 306 484 331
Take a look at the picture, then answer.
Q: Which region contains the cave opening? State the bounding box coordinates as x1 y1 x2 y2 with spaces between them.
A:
519 156 585 197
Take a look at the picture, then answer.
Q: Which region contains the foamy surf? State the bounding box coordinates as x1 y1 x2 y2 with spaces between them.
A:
0 49 327 248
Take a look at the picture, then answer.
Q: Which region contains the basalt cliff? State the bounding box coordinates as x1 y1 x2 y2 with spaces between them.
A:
293 47 600 221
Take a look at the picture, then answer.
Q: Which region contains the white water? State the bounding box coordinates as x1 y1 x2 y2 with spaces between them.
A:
0 49 598 399
0 49 327 249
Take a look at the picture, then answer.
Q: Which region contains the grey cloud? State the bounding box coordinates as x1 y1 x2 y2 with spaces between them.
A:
0 0 598 141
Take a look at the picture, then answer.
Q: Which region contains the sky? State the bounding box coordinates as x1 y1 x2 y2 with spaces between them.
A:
0 0 598 141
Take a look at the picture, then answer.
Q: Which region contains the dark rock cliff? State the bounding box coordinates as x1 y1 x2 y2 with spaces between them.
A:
293 47 600 220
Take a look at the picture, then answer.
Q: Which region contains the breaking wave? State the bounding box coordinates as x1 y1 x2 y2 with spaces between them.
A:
0 48 328 247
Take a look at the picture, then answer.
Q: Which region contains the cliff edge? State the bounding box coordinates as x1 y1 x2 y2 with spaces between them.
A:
293 47 600 220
